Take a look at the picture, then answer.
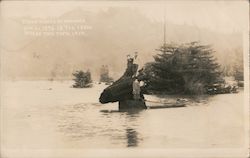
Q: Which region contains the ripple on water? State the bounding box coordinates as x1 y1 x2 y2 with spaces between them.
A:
55 103 145 147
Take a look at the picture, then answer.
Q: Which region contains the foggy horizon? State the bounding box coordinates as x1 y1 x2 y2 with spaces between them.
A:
1 1 248 80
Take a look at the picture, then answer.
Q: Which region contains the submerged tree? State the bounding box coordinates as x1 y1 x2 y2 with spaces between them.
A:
72 70 92 88
141 42 224 94
99 65 114 84
234 69 244 82
233 48 244 82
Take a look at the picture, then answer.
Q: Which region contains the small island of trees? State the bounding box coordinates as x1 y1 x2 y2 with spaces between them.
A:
99 65 114 84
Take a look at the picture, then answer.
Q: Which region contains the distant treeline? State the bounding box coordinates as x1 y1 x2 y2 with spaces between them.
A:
72 42 243 94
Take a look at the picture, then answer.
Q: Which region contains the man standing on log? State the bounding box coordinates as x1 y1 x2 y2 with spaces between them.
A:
133 78 141 100
133 52 140 77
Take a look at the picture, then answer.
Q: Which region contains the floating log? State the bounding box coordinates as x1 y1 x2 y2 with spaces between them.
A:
147 103 185 109
99 103 186 113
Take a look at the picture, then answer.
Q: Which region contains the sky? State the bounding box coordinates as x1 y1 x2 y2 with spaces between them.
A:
1 0 249 34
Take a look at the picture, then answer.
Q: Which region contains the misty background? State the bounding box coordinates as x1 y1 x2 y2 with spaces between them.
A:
1 1 248 81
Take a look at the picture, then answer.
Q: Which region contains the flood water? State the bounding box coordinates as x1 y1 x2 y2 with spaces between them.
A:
1 81 246 150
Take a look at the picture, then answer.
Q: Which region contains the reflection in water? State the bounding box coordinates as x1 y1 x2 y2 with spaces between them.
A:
124 111 142 147
126 128 138 147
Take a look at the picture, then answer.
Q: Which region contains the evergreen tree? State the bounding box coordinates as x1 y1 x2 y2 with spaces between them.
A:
142 42 224 94
72 70 92 88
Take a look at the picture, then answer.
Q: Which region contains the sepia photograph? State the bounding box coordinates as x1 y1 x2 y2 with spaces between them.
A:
0 0 249 157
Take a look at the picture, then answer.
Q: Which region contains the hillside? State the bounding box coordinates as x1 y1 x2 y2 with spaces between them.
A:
1 7 243 80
